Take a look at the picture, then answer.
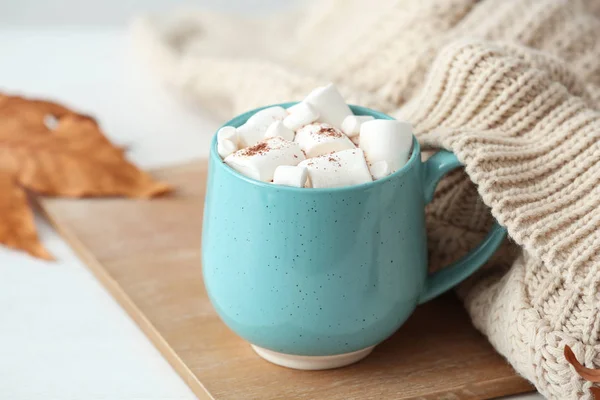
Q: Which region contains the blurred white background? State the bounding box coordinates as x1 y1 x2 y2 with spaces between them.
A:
0 0 298 27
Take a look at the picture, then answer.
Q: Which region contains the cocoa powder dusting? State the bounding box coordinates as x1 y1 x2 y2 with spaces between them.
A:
327 154 342 167
240 141 269 156
318 126 342 138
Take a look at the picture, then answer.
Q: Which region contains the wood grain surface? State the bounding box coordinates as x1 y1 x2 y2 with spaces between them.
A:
40 161 534 400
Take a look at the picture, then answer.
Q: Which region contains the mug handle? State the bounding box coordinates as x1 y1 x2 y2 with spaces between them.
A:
418 150 507 304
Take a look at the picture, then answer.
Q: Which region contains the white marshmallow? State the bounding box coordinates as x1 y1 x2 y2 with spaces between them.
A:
224 136 305 182
341 115 375 138
359 120 413 173
304 83 352 129
264 120 295 142
236 106 288 148
236 126 262 149
217 126 238 144
286 102 304 114
298 148 373 188
217 138 237 159
217 126 239 159
272 165 308 188
294 123 355 158
283 102 319 130
369 160 391 180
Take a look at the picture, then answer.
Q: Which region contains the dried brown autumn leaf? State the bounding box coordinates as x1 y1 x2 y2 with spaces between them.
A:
0 174 52 259
0 94 171 259
564 345 600 382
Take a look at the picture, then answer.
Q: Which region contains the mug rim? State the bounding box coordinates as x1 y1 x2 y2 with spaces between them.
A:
210 103 421 193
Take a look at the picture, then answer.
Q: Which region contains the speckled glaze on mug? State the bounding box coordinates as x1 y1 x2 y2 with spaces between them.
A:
202 104 506 369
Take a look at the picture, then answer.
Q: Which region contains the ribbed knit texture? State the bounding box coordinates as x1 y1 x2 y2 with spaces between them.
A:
130 1 600 398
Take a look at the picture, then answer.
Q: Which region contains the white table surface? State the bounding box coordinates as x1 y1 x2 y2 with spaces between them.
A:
0 28 542 400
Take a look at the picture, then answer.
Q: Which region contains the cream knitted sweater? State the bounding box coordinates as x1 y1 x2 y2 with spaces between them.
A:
131 1 600 398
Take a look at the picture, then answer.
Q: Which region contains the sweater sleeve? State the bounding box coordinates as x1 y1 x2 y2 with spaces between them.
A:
406 39 600 399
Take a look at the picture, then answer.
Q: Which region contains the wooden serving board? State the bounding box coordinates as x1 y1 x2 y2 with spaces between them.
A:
39 161 534 400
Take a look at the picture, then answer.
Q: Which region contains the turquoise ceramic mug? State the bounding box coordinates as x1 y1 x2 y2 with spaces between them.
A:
202 104 506 370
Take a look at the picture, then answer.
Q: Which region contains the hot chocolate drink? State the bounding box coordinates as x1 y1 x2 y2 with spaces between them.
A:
218 84 413 188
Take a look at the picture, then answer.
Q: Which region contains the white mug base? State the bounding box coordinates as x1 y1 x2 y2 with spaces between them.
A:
251 344 375 370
